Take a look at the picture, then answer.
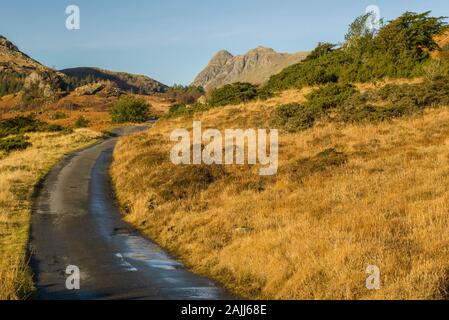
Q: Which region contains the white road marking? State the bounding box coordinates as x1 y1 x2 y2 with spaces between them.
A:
115 253 138 272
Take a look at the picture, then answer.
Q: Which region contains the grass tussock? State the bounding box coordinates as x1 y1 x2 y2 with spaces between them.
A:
0 129 102 300
112 88 449 299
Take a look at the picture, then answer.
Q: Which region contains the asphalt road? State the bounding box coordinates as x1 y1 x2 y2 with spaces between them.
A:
30 126 233 300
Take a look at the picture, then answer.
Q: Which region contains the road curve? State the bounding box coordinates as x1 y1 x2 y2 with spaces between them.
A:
30 126 233 300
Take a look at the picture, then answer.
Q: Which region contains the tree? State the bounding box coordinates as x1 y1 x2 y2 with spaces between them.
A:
110 96 150 123
267 11 448 89
304 42 337 61
165 85 205 104
345 12 378 46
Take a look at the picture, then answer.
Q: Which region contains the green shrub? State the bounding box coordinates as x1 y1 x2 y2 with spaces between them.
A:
270 103 321 132
110 96 150 123
167 102 212 119
168 103 189 117
0 72 24 97
339 77 449 123
287 148 348 181
270 84 358 132
365 78 449 109
49 111 69 120
166 83 273 117
339 99 419 123
305 83 357 111
74 116 90 128
304 42 337 62
422 59 449 81
271 76 449 129
0 135 32 152
156 164 226 201
267 50 345 90
0 115 65 138
208 82 271 107
165 85 205 104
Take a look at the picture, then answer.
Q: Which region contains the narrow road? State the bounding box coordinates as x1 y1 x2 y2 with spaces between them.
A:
30 126 232 300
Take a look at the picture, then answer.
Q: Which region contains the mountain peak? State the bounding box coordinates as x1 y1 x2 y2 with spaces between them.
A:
209 50 234 66
192 47 308 91
248 46 275 53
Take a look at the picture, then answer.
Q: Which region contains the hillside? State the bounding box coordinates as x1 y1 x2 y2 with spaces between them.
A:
0 35 66 100
0 35 168 105
60 67 168 95
192 47 307 91
112 77 449 299
0 35 46 74
110 11 449 300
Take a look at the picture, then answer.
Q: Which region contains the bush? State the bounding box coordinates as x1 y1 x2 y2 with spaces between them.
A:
168 103 189 117
110 96 150 123
305 83 357 111
267 50 345 90
339 99 419 123
208 82 271 107
271 77 449 129
49 111 69 120
165 85 205 104
0 72 24 97
271 84 358 132
339 77 449 123
166 102 212 119
422 59 449 81
74 116 90 128
270 103 321 132
0 135 32 152
303 42 337 62
156 164 226 201
0 115 65 138
287 148 348 181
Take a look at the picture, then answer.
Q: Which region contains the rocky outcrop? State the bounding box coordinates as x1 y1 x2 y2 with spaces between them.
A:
73 81 121 97
192 47 308 91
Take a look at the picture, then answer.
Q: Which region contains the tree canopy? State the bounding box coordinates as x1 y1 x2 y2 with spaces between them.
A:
267 11 448 91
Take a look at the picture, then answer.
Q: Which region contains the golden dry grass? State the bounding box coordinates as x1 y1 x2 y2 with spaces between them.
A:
0 92 171 132
0 129 102 300
112 91 449 300
355 77 424 92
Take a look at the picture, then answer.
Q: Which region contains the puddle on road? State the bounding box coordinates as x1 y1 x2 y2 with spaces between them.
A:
116 235 183 271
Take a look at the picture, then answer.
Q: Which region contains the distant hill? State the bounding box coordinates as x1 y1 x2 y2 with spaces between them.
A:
192 47 308 91
0 35 167 104
60 67 168 95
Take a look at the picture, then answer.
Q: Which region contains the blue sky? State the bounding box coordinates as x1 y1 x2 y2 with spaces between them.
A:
1 0 448 85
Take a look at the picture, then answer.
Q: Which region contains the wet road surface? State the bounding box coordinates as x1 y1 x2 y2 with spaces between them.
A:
30 126 233 300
